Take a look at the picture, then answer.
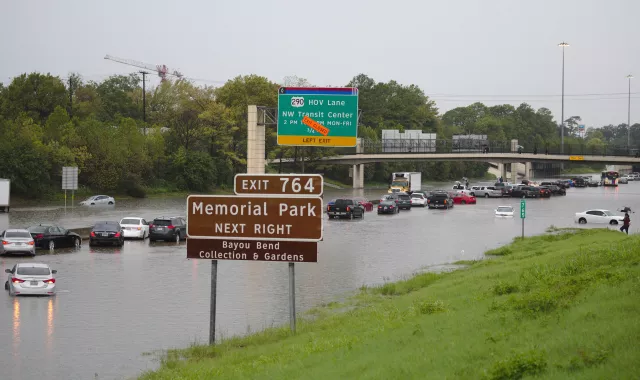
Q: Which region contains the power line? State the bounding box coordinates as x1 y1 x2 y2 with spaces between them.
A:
427 92 640 98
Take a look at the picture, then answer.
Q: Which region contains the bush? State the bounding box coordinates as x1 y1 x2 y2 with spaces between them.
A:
486 246 513 256
486 350 547 380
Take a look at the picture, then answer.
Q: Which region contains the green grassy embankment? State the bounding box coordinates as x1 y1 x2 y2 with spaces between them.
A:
139 229 640 380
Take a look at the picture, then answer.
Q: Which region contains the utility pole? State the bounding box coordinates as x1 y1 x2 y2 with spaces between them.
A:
68 77 74 117
627 74 633 149
558 42 570 153
140 71 148 134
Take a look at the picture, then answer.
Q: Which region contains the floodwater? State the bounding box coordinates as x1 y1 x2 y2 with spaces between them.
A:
1 177 639 380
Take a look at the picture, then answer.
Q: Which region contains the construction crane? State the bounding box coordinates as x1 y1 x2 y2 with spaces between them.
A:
104 54 184 81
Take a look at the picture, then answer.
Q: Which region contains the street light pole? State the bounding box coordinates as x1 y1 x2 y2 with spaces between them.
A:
627 74 633 149
558 42 570 153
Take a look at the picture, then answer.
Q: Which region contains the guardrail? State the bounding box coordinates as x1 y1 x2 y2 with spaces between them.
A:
358 139 639 157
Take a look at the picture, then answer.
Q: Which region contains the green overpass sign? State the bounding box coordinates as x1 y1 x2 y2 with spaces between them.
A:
277 87 359 147
520 199 526 218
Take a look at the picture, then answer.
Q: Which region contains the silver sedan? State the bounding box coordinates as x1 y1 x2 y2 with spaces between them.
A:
5 263 57 296
0 229 36 256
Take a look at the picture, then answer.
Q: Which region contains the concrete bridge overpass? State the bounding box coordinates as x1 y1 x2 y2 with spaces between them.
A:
269 152 640 188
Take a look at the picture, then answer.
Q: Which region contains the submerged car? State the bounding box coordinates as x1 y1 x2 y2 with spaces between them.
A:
119 217 150 240
377 200 399 214
5 263 57 296
574 209 625 225
495 206 514 217
354 197 374 212
453 193 477 204
27 225 82 250
0 229 36 256
89 221 124 247
149 216 188 242
79 195 115 206
410 193 427 207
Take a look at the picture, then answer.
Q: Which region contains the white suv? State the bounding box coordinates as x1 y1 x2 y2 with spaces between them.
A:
471 186 502 198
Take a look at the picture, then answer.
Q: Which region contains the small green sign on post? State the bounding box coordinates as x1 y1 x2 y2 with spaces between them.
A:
520 199 526 238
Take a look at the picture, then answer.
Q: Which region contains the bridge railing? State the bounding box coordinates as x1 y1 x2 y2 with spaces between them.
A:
360 139 639 157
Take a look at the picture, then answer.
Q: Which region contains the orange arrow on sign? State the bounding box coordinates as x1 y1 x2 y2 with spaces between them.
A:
302 116 330 136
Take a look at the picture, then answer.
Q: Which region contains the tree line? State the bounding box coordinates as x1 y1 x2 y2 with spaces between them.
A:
0 72 637 198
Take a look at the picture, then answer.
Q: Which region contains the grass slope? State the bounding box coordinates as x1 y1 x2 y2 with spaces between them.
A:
140 229 640 380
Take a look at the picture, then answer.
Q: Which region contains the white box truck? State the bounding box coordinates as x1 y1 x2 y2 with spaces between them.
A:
389 172 422 193
0 179 9 212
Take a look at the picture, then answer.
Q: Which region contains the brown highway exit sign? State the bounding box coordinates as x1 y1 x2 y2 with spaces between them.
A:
234 174 323 196
187 195 323 242
187 239 318 262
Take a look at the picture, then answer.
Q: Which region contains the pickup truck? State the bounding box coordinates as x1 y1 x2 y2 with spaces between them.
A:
427 192 454 209
327 199 365 219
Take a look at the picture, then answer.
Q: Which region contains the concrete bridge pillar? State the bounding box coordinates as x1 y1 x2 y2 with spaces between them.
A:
356 137 363 154
498 163 507 181
511 163 518 183
246 105 265 174
352 164 365 189
524 162 533 181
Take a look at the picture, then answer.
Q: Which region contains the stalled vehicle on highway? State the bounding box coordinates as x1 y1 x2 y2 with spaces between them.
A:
427 192 454 209
27 225 82 250
79 195 115 206
377 200 399 214
119 217 150 239
453 192 477 204
471 186 502 198
574 209 625 225
149 216 188 242
5 263 57 296
495 206 514 217
327 199 365 219
90 221 124 247
396 192 413 210
540 184 566 195
354 197 374 212
0 229 36 256
410 193 427 207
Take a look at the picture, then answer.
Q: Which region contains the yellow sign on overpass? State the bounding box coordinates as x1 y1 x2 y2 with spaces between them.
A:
569 156 585 161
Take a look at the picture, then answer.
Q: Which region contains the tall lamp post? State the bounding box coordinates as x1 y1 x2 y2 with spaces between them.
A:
558 42 570 153
627 74 633 149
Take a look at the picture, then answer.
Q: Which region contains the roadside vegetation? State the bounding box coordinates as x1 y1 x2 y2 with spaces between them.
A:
139 229 640 379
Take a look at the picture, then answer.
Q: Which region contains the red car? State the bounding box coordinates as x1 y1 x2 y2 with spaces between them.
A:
354 197 374 212
452 193 477 204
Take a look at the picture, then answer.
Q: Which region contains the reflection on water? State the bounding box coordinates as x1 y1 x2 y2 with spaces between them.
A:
13 298 20 353
47 298 54 340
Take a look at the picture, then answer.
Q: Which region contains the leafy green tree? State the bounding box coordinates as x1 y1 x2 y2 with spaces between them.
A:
1 73 68 123
95 74 142 122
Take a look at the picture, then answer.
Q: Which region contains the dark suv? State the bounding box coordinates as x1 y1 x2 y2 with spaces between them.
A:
396 192 412 210
149 216 187 243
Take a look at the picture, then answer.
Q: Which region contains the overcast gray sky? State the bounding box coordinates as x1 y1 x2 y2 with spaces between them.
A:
1 0 638 128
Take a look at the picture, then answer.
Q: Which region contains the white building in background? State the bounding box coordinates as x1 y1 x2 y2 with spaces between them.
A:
381 129 437 153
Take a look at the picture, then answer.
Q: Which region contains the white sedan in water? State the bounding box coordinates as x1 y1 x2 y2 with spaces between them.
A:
495 206 514 217
5 263 57 296
119 217 150 239
574 209 625 225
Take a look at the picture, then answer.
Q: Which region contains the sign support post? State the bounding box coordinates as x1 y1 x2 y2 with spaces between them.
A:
209 260 218 345
520 199 526 238
187 173 323 344
288 262 296 333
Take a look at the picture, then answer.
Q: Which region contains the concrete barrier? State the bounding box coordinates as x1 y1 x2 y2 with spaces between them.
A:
69 227 92 239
